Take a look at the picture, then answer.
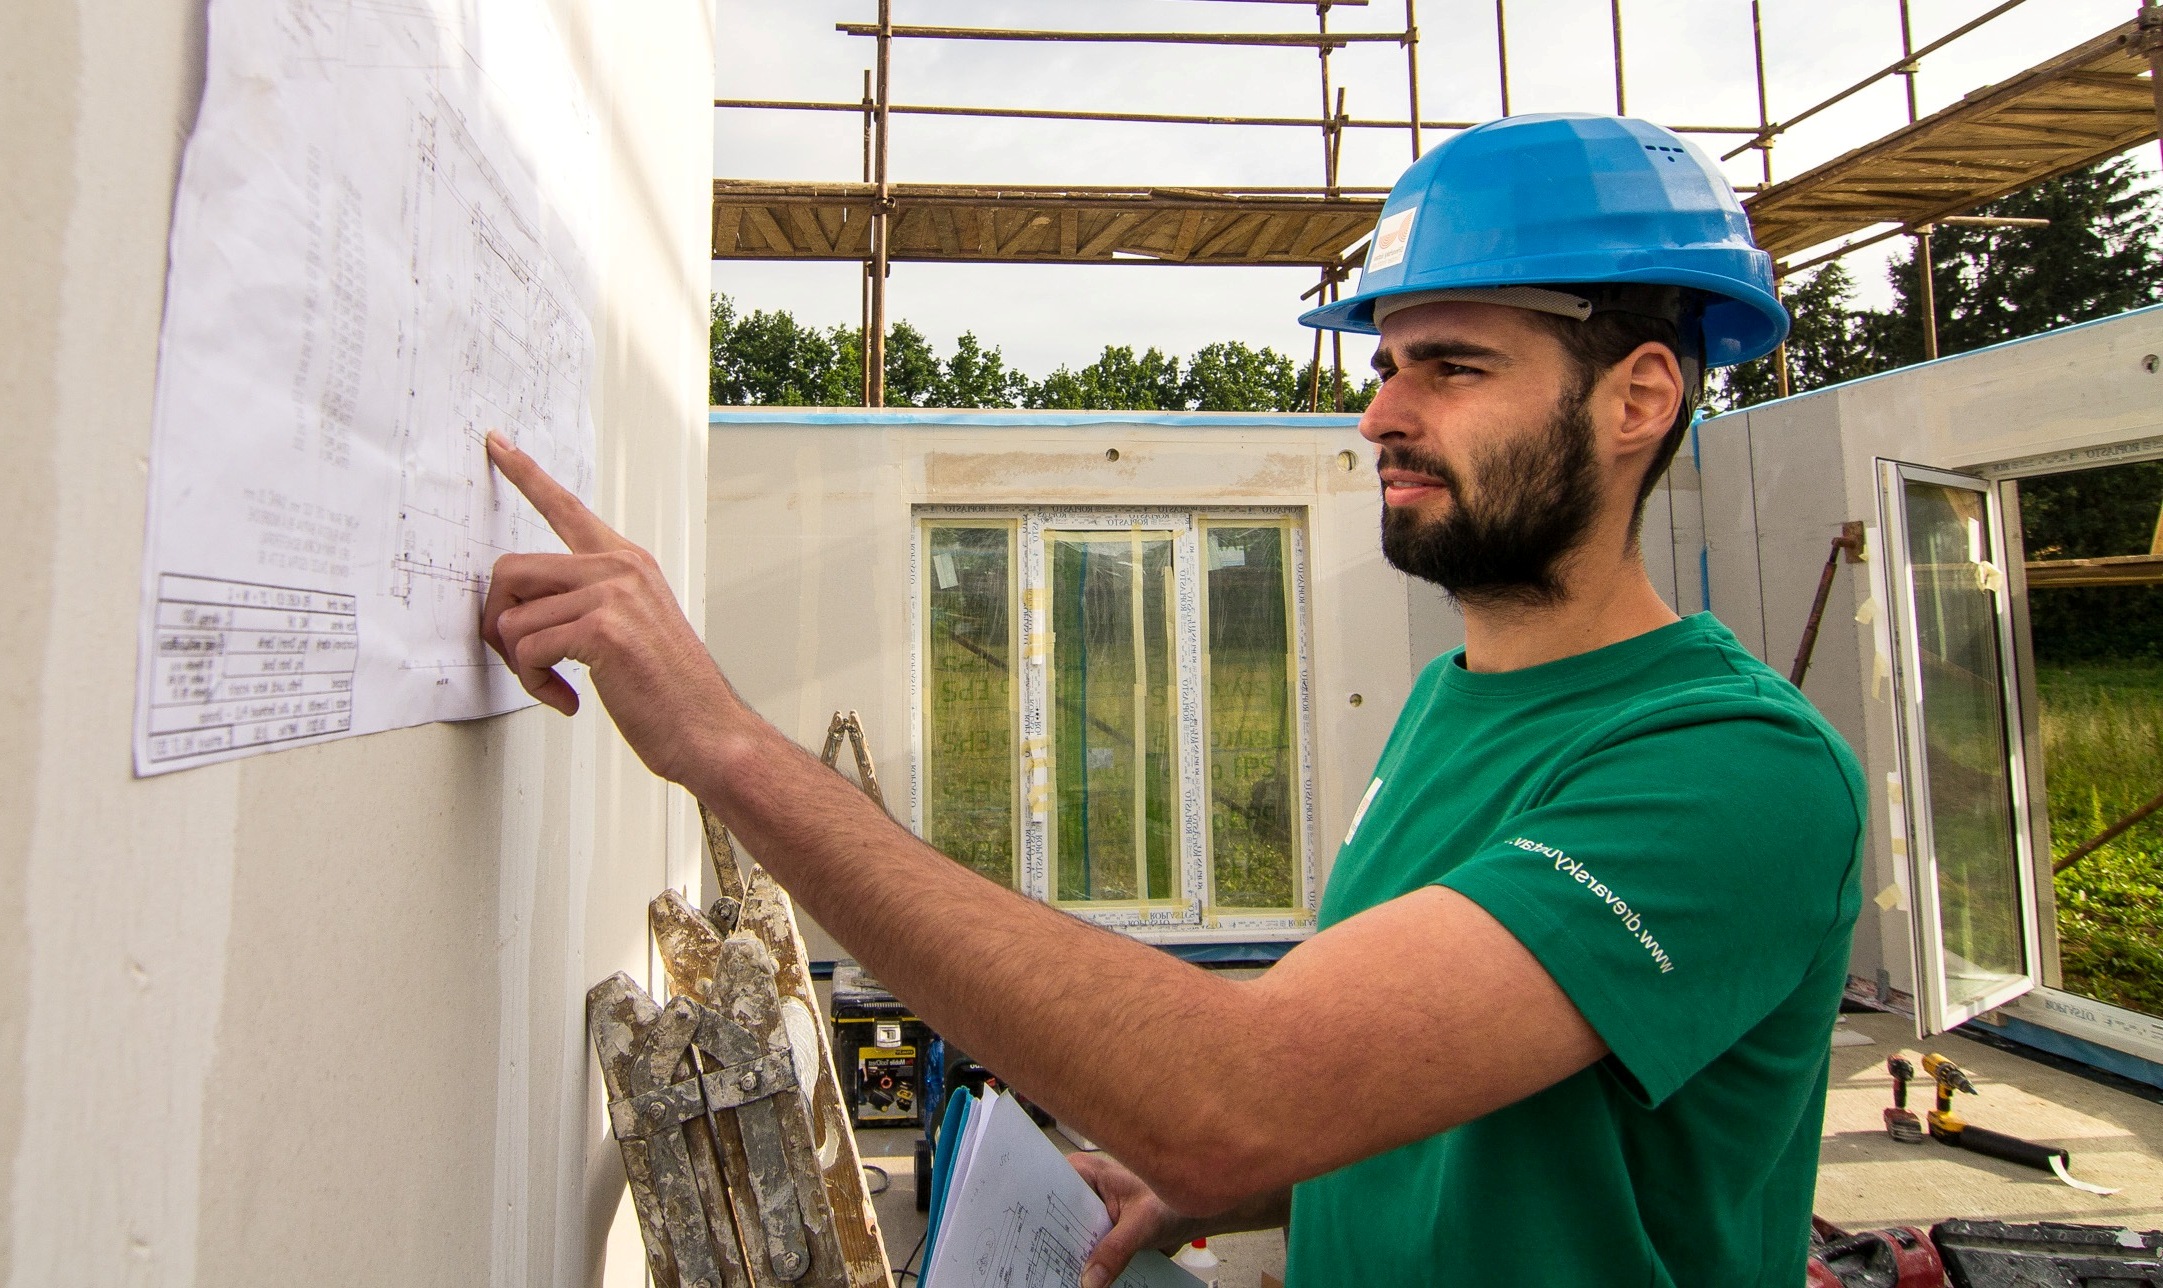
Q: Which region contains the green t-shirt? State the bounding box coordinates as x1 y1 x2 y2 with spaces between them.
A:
1286 613 1864 1287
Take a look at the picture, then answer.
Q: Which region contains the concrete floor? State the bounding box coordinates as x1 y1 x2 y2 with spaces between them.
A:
848 1011 2162 1285
1817 1009 2163 1232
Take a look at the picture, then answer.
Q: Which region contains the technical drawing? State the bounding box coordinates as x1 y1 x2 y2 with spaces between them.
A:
133 0 599 774
389 69 594 674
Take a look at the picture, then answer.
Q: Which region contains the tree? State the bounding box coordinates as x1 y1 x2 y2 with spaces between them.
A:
1029 345 1185 410
709 295 853 406
1708 262 1875 411
881 320 943 406
1180 341 1298 411
1865 157 2163 370
710 291 1383 413
931 332 1030 408
1293 358 1380 413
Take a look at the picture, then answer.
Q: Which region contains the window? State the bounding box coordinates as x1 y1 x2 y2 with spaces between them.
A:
1878 461 2041 1030
915 509 1317 938
922 522 1019 887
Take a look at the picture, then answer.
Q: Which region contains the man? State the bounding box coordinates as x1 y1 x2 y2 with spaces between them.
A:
482 114 1864 1285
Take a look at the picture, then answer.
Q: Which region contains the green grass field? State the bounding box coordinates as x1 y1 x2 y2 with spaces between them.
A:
2037 660 2163 1016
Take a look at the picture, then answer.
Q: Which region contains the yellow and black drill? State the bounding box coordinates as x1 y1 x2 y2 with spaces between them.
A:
1917 1052 2067 1173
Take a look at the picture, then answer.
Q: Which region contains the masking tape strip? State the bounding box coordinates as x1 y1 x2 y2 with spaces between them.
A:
1173 523 1207 926
1019 513 1050 887
1289 521 1320 919
2051 1153 2119 1196
910 520 925 836
1884 771 1911 912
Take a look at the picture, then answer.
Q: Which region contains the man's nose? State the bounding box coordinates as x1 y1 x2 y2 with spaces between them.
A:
1357 379 1410 446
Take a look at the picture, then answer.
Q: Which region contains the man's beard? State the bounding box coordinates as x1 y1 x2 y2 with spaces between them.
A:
1378 382 1604 609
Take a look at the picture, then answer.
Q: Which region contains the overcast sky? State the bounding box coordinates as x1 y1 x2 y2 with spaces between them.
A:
711 0 2155 379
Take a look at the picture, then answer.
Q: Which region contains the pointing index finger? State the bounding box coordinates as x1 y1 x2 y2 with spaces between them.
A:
485 430 626 554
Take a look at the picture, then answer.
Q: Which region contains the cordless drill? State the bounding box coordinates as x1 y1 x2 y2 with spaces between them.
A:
1883 1057 1923 1143
1920 1052 2068 1173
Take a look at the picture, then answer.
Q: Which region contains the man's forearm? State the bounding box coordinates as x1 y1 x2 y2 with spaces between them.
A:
689 703 1267 1212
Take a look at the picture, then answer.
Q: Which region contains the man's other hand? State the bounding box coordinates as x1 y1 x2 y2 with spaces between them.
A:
480 431 730 786
1070 1152 1205 1288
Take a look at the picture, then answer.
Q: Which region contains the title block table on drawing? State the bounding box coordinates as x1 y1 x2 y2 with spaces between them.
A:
147 575 358 765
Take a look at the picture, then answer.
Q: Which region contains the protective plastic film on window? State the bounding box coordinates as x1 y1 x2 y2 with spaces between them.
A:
924 524 1019 887
1049 531 1178 905
1204 524 1298 910
1901 479 2028 1011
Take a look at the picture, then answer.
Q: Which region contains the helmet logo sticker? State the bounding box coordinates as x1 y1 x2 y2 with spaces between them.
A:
1368 207 1417 272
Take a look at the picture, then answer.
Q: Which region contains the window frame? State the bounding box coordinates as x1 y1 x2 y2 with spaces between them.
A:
914 517 1024 890
912 506 1319 942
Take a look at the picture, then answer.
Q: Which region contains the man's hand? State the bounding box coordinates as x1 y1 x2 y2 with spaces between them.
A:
1070 1152 1206 1288
479 432 731 786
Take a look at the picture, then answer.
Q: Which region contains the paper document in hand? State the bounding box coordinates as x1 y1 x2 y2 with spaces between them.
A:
132 0 599 775
923 1090 1200 1288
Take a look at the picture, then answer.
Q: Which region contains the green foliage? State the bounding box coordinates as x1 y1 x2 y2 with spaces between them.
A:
1869 157 2163 369
933 332 1032 408
2037 662 2163 1017
711 295 1044 409
1710 159 2163 413
1707 262 1877 411
1030 345 1185 411
2021 460 2163 665
709 295 855 407
880 320 943 406
1293 358 1379 413
1181 341 1298 411
709 292 1349 413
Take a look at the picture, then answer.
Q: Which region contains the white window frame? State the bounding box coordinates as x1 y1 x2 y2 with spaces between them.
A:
1875 459 2043 1034
911 506 1320 943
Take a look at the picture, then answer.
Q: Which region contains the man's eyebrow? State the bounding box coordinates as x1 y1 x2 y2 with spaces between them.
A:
1381 339 1513 370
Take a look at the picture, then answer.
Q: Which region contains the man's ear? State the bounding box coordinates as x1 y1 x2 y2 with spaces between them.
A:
1613 342 1684 455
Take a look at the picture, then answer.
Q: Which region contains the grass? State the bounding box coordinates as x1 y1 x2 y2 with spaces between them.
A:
2037 660 2163 1016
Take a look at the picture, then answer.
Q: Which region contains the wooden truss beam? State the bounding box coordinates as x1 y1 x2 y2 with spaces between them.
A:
712 181 1382 267
833 23 1407 49
1746 19 2158 266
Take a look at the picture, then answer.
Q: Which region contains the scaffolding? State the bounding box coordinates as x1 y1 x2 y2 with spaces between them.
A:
714 2 2163 406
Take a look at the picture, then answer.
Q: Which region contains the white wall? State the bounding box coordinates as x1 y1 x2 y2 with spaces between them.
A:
0 3 715 1285
706 412 1420 962
1693 305 2163 1015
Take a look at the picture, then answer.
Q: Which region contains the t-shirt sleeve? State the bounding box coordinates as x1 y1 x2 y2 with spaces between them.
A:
1437 689 1863 1107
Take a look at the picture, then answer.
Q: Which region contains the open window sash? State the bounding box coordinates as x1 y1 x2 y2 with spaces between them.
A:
1877 460 2043 1034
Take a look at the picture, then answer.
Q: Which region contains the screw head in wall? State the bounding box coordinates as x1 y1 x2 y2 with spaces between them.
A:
1348 693 1363 706
739 1069 761 1091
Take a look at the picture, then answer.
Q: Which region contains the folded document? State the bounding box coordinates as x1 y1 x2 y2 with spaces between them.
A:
922 1088 1202 1288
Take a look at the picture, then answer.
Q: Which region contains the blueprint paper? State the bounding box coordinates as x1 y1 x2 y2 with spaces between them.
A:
132 0 599 775
924 1091 1200 1288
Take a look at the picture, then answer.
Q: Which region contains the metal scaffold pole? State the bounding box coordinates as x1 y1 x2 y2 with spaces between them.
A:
1899 0 1939 362
1753 0 1789 396
1404 0 1422 157
1610 0 1626 115
2141 1 2163 181
1317 2 1336 188
860 69 875 405
870 0 892 407
1494 0 1511 116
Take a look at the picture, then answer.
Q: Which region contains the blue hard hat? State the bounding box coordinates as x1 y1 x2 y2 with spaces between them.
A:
1300 114 1789 368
